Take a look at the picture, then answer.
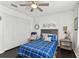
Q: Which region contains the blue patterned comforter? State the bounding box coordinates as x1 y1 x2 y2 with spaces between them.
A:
18 38 58 58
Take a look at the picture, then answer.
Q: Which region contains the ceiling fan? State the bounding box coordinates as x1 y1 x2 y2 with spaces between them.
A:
19 1 49 12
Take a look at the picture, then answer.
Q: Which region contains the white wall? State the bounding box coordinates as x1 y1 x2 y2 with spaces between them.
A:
0 5 33 53
33 11 74 43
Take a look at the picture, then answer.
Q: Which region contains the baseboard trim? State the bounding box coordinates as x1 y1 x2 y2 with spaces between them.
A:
0 50 5 54
5 46 20 52
73 49 79 58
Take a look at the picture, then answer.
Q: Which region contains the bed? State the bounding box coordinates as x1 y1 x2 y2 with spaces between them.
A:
18 29 58 58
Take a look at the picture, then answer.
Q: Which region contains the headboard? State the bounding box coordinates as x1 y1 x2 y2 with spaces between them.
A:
41 29 58 36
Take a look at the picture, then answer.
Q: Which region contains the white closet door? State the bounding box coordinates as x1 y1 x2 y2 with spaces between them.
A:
3 13 30 50
0 12 4 54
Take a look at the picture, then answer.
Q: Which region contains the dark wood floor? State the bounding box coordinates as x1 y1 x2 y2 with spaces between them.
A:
57 47 76 58
0 47 76 58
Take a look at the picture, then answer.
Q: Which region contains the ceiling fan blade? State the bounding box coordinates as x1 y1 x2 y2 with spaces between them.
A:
11 3 18 7
20 4 31 6
38 3 49 6
30 8 34 12
37 7 43 12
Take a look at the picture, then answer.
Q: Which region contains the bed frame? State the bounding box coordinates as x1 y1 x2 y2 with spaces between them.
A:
41 29 58 36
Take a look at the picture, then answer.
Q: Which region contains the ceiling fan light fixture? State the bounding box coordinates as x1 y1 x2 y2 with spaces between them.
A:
31 4 37 8
19 1 49 12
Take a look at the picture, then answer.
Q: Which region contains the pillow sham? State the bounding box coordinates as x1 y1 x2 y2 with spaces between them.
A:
48 34 57 41
42 33 48 39
44 36 51 42
41 33 51 42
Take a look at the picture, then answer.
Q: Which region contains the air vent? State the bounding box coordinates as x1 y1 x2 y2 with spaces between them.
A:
11 3 18 7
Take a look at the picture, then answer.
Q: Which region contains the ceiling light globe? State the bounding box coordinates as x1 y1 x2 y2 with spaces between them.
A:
31 4 37 8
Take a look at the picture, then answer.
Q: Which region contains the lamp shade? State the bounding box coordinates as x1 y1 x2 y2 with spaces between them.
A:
63 26 67 33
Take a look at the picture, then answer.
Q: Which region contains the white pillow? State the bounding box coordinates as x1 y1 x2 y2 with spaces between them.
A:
46 33 53 35
44 36 51 42
42 33 48 39
29 35 37 41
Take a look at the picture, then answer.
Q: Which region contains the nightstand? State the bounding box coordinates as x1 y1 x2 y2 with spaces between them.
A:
60 39 72 50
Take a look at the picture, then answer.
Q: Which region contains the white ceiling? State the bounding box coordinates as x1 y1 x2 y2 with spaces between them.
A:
0 1 78 18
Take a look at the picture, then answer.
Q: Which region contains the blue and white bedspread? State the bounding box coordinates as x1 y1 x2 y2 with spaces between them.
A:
18 38 58 58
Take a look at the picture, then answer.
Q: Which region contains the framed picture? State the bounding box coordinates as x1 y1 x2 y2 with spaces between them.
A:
74 17 78 30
